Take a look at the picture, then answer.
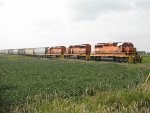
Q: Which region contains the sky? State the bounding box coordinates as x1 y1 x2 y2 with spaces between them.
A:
0 0 150 52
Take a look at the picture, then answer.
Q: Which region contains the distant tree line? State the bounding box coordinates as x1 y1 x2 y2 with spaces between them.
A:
147 52 150 55
138 51 150 55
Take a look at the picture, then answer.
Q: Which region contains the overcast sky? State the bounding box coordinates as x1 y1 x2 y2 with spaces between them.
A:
0 0 150 51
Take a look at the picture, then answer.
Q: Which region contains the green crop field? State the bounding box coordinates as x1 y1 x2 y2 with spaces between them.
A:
0 54 150 113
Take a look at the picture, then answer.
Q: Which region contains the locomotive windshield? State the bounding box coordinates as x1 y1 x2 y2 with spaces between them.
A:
122 43 133 48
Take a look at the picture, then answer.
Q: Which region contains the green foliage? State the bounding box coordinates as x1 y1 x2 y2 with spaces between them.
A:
12 85 150 113
143 56 150 64
0 54 150 112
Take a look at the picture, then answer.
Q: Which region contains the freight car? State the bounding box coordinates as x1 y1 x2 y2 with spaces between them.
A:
13 49 19 55
34 47 49 57
93 42 142 63
1 50 5 54
0 50 3 54
4 50 9 54
8 49 13 54
18 49 25 55
25 48 34 56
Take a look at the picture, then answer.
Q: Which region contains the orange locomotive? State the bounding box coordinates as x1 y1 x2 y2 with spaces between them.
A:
65 44 91 60
95 42 135 54
46 42 142 63
47 46 66 57
94 42 142 63
66 44 91 55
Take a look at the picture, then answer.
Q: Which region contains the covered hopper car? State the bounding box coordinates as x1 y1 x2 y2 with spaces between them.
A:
25 48 34 56
13 49 19 55
8 49 13 54
34 47 49 56
4 50 9 54
0 50 4 54
18 49 25 55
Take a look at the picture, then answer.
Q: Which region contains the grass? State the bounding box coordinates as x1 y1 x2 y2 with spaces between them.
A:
0 54 150 113
12 85 150 113
142 56 150 64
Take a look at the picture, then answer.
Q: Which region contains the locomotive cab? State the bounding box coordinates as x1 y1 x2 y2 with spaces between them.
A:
121 42 136 53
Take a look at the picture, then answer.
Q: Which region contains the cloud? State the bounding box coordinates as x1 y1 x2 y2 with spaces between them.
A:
68 0 133 21
0 3 3 7
0 0 150 52
68 0 150 21
135 1 150 10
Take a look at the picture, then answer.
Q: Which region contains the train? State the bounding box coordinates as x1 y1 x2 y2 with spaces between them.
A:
0 42 142 63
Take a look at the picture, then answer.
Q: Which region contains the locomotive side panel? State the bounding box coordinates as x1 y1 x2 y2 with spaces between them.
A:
67 44 91 55
48 46 66 54
95 42 136 54
95 45 121 54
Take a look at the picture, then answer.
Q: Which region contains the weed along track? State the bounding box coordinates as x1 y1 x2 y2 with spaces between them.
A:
0 54 150 113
